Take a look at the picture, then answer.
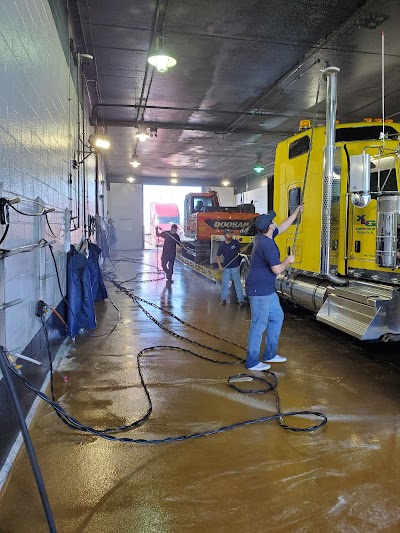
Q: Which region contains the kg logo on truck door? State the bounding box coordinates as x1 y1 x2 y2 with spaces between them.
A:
355 214 376 235
356 215 376 227
205 220 252 230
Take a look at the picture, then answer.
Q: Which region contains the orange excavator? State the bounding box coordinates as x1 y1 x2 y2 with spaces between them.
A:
181 191 257 263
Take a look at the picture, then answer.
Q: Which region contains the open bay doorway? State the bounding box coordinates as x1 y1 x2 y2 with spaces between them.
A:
143 185 202 249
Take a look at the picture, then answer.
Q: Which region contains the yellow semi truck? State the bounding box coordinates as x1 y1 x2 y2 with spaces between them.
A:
250 66 400 341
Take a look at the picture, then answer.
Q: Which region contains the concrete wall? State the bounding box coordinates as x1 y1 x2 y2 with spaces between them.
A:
0 0 98 354
0 0 106 473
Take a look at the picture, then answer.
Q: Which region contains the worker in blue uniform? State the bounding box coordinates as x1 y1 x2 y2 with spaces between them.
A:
216 229 246 307
245 206 303 371
156 224 182 283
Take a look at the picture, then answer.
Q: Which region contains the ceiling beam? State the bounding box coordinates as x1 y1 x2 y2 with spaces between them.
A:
93 119 292 135
91 103 310 122
107 175 224 186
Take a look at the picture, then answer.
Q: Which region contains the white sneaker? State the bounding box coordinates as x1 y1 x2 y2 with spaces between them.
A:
264 354 287 363
248 362 271 371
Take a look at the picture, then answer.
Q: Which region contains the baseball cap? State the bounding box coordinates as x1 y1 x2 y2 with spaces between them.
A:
223 228 233 235
255 211 276 231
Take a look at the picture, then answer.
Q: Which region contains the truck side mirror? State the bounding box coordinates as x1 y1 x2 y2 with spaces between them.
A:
349 154 371 207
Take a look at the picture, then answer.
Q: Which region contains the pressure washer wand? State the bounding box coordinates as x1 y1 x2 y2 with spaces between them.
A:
155 228 189 252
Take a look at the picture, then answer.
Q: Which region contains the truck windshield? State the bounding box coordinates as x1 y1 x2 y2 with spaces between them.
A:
157 216 180 224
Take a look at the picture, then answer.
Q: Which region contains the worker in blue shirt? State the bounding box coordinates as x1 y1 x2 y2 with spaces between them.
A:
216 229 246 307
155 224 182 283
245 205 303 371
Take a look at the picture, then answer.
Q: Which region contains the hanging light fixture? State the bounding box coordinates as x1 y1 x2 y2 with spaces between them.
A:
135 126 150 142
130 153 141 168
254 157 264 174
148 36 177 73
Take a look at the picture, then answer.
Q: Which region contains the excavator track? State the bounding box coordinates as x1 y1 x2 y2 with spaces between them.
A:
181 240 211 264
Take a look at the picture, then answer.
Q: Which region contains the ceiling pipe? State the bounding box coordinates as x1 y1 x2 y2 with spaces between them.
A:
92 119 292 135
106 175 225 186
135 0 171 124
134 0 162 124
90 103 309 124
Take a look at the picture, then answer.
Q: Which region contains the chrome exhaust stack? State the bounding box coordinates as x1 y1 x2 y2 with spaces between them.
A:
320 65 347 285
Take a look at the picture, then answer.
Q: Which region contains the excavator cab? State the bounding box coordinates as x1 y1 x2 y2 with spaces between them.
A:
183 192 219 230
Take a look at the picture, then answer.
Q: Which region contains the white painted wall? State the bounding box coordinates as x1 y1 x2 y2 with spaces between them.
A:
0 0 95 353
109 184 144 250
212 187 235 206
235 187 268 215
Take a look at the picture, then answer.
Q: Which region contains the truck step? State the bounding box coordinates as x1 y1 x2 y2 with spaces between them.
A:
316 281 400 340
330 281 394 305
317 304 372 339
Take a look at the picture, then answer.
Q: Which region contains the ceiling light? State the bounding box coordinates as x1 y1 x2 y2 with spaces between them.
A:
135 127 150 142
170 178 178 184
171 171 178 178
130 154 141 168
254 157 264 174
127 177 135 183
88 134 110 150
148 36 177 73
222 179 230 186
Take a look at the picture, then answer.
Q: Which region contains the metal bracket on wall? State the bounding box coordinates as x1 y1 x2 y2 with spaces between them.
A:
0 299 23 311
0 240 56 259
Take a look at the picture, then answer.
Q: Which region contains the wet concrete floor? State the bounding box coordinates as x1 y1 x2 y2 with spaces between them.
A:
1 250 400 532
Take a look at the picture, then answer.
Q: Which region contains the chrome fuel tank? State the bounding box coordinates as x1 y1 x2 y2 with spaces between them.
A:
276 274 331 313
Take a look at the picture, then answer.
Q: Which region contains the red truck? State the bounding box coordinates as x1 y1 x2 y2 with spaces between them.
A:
150 203 181 246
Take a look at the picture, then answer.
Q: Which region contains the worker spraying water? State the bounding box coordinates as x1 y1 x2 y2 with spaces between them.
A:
155 224 182 283
245 205 303 371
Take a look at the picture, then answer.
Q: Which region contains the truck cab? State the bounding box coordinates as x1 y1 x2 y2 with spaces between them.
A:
273 119 400 340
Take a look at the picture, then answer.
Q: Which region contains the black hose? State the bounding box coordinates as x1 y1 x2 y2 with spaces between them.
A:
45 213 58 238
4 254 327 450
0 347 57 533
6 344 327 443
0 224 9 246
